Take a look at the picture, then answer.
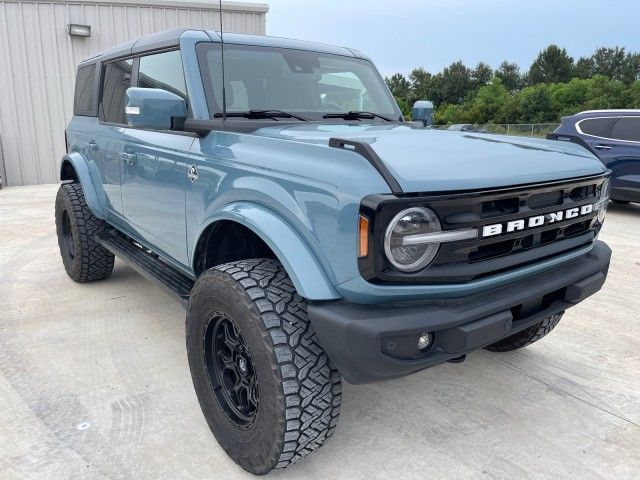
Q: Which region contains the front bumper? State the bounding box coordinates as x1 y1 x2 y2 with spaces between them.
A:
308 241 611 384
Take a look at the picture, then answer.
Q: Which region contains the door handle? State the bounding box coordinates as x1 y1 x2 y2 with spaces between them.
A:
85 141 98 152
594 144 613 150
120 152 137 165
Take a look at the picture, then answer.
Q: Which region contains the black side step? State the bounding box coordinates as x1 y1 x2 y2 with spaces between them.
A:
97 229 194 308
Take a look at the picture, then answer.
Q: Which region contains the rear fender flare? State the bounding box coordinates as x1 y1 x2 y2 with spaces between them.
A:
59 153 106 219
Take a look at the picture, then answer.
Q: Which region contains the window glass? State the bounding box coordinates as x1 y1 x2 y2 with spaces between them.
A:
74 64 96 115
101 59 133 124
579 118 613 137
138 50 188 101
196 43 400 120
610 117 640 142
319 71 376 112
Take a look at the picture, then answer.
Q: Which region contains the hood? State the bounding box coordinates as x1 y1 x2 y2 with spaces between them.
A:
252 123 606 193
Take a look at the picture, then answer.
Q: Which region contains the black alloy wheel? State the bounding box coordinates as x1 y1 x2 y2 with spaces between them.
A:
204 313 259 428
61 210 76 260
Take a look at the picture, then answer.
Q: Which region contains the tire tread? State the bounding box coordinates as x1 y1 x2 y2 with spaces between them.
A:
484 313 563 352
55 183 114 282
187 259 341 473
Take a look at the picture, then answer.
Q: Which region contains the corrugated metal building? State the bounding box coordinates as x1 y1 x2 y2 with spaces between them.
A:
0 0 268 186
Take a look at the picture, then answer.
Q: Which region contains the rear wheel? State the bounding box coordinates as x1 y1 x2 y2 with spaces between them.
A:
484 313 563 352
55 183 114 282
186 259 341 475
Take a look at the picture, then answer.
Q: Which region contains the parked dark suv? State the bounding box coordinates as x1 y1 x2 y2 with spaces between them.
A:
549 110 640 204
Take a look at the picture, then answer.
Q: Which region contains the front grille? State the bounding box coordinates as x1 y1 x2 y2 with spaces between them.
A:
359 174 608 284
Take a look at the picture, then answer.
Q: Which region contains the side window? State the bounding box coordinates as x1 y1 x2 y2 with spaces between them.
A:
610 117 640 142
100 59 133 124
74 64 96 116
578 118 614 138
138 50 188 102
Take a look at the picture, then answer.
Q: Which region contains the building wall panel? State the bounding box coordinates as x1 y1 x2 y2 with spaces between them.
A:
0 0 268 186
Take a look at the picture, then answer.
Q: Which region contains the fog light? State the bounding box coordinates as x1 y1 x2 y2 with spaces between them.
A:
417 332 433 351
597 204 607 223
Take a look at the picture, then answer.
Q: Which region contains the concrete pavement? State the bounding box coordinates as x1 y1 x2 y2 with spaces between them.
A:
1 184 639 479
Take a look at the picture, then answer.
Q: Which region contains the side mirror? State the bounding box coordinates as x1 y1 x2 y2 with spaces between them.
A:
125 87 187 130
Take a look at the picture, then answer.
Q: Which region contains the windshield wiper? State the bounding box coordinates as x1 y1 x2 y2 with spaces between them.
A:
214 109 309 121
322 111 393 122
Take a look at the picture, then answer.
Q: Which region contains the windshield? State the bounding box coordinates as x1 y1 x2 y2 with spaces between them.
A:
197 43 402 121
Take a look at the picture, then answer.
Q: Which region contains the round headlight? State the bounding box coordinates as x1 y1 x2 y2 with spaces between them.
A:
384 207 441 272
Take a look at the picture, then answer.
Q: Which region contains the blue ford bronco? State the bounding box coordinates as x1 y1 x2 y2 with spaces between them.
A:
56 28 612 474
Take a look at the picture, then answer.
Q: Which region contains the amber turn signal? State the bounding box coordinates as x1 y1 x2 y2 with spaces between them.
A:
358 215 369 258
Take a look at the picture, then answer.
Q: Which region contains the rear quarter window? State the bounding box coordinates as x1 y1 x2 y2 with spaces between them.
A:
73 64 97 116
577 117 614 138
100 59 133 124
611 117 640 142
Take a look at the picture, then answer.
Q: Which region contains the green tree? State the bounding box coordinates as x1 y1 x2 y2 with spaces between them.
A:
518 84 556 123
466 77 509 123
591 47 629 82
495 94 522 124
574 57 595 79
494 61 522 91
408 67 434 104
385 73 411 100
623 52 640 83
630 81 640 107
471 62 493 91
549 78 590 116
434 103 466 125
528 45 574 84
440 61 472 104
584 75 631 109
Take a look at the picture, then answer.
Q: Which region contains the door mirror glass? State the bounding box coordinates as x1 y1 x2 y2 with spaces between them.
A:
125 87 187 130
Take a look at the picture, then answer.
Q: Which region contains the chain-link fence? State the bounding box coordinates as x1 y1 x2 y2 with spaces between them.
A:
432 123 560 138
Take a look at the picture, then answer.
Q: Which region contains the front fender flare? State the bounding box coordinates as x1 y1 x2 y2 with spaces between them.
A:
60 153 106 219
193 202 340 301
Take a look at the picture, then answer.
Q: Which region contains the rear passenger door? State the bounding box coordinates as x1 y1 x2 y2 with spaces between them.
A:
95 58 134 216
576 117 616 158
607 117 640 200
120 50 193 267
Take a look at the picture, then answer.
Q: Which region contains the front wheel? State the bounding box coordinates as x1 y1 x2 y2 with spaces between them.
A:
186 259 341 474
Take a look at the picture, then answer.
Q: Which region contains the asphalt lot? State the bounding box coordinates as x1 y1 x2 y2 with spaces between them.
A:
1 184 639 480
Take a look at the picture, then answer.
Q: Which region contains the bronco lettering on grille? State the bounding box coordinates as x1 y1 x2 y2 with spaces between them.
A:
482 204 594 238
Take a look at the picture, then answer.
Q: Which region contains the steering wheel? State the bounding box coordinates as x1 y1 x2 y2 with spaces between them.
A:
319 103 342 112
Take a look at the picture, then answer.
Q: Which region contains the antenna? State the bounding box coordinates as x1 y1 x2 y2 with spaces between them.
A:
218 0 227 121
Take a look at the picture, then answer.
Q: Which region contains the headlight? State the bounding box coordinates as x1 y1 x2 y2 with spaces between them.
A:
600 178 611 200
596 178 610 224
384 207 442 272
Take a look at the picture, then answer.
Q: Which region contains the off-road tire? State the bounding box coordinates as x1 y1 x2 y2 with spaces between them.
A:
55 183 114 282
186 259 342 475
484 313 564 352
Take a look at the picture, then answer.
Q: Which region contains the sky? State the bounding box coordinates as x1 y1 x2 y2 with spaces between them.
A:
263 0 640 77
